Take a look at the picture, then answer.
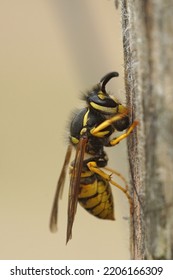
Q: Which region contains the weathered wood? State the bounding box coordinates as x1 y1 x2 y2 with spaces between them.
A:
120 0 173 259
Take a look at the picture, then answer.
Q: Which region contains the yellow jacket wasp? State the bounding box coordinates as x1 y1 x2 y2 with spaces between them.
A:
50 72 138 244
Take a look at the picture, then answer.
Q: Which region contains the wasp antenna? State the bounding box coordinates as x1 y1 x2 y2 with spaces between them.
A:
100 72 119 93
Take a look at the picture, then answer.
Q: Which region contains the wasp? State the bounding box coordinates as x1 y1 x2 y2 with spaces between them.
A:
50 72 138 243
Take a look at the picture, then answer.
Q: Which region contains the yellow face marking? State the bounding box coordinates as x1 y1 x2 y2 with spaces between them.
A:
90 102 117 114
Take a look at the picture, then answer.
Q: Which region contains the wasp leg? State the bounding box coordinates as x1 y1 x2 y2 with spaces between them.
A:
90 111 138 145
110 178 133 215
87 161 111 181
87 161 133 214
103 166 128 192
109 120 138 146
90 111 129 136
103 166 134 213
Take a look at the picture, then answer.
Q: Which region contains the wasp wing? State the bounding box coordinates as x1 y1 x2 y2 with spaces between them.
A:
50 144 73 233
66 136 88 243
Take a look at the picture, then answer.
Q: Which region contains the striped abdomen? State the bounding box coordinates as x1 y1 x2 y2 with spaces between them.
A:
78 171 115 220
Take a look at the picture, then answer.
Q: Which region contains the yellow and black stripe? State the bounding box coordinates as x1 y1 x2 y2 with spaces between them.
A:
77 171 115 220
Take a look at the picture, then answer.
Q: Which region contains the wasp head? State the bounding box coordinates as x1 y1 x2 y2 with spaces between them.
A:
86 72 121 115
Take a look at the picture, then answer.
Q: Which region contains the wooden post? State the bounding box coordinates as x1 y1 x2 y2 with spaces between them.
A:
120 0 173 259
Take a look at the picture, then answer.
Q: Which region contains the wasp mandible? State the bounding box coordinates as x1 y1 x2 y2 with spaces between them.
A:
50 72 138 243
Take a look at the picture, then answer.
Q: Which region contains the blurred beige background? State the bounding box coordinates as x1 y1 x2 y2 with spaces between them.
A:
0 0 131 259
